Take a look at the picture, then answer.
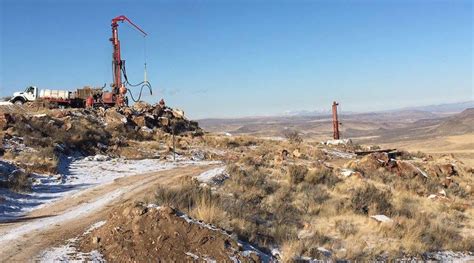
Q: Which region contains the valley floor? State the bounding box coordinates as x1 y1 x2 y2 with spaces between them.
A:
379 133 474 167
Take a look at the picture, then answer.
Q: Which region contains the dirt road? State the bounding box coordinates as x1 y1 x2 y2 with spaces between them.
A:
0 164 214 262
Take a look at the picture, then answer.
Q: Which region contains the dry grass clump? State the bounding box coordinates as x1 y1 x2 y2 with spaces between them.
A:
283 130 303 144
156 136 473 260
287 164 341 190
0 170 32 192
305 166 341 188
350 183 393 215
335 219 358 237
367 167 470 199
225 136 258 148
280 233 333 262
4 147 58 174
391 212 469 254
280 240 304 262
288 165 307 184
11 114 110 154
191 195 228 227
155 177 208 209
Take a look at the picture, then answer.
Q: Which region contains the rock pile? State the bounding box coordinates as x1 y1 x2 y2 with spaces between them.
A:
0 101 203 173
102 101 202 135
79 203 266 262
1 101 202 137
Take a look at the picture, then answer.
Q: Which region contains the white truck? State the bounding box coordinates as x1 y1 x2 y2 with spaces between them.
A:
9 86 85 107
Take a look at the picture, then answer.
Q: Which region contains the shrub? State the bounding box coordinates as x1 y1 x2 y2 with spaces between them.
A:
280 240 304 262
155 178 208 211
283 130 303 144
400 214 464 251
305 168 340 188
297 183 330 214
225 137 257 148
335 219 358 237
394 196 418 219
12 147 58 174
0 170 32 192
288 165 308 184
191 196 228 227
447 183 468 198
351 184 393 215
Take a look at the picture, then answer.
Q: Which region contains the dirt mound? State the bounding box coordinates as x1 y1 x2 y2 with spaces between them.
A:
79 203 267 262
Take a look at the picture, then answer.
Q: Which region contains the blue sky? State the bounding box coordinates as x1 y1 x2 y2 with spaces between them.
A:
0 0 472 118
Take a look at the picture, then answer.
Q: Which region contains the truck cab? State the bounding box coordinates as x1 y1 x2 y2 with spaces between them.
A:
10 86 38 104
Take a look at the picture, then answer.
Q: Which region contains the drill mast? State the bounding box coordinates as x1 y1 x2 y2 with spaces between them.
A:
110 15 147 106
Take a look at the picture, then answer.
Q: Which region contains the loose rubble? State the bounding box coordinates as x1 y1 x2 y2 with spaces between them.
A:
78 203 270 262
0 101 204 174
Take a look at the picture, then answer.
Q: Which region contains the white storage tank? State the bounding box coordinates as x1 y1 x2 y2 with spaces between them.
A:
39 89 70 100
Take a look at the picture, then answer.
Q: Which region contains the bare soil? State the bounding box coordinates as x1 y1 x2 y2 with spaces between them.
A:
0 165 214 262
79 203 263 262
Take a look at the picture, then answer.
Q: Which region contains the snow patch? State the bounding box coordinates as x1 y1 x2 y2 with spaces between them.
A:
0 189 123 244
195 166 227 184
38 220 107 262
370 214 393 223
322 149 355 159
84 220 107 235
340 168 354 177
323 139 352 146
1 156 220 222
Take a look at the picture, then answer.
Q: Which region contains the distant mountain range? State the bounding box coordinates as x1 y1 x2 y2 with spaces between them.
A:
283 109 332 116
395 101 474 113
282 101 473 117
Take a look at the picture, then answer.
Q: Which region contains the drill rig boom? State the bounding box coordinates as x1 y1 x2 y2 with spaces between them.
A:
110 15 148 106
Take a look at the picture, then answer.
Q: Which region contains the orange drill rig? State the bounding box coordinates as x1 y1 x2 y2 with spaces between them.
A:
102 15 151 107
332 101 340 140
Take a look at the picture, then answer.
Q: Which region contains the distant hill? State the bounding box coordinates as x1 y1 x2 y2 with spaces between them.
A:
434 108 474 135
277 101 473 118
351 108 474 144
199 103 474 142
393 101 474 114
343 110 439 123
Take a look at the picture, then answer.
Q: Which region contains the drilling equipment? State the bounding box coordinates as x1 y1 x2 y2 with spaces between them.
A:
109 15 151 106
332 101 340 140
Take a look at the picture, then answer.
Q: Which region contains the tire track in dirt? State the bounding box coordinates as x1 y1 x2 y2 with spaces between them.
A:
0 164 215 262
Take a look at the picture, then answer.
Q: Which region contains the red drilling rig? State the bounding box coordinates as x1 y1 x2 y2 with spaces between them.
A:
8 15 152 109
86 15 152 108
332 101 340 140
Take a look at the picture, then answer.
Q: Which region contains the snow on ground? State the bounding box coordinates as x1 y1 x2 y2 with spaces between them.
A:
195 166 227 184
0 156 219 222
38 220 108 262
370 214 393 223
340 168 354 177
0 188 124 244
322 149 355 159
36 205 271 262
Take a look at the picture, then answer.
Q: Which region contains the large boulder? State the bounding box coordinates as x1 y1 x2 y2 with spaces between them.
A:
105 109 128 129
132 101 152 114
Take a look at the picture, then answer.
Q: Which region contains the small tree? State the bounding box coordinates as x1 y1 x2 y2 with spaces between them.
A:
284 130 303 144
